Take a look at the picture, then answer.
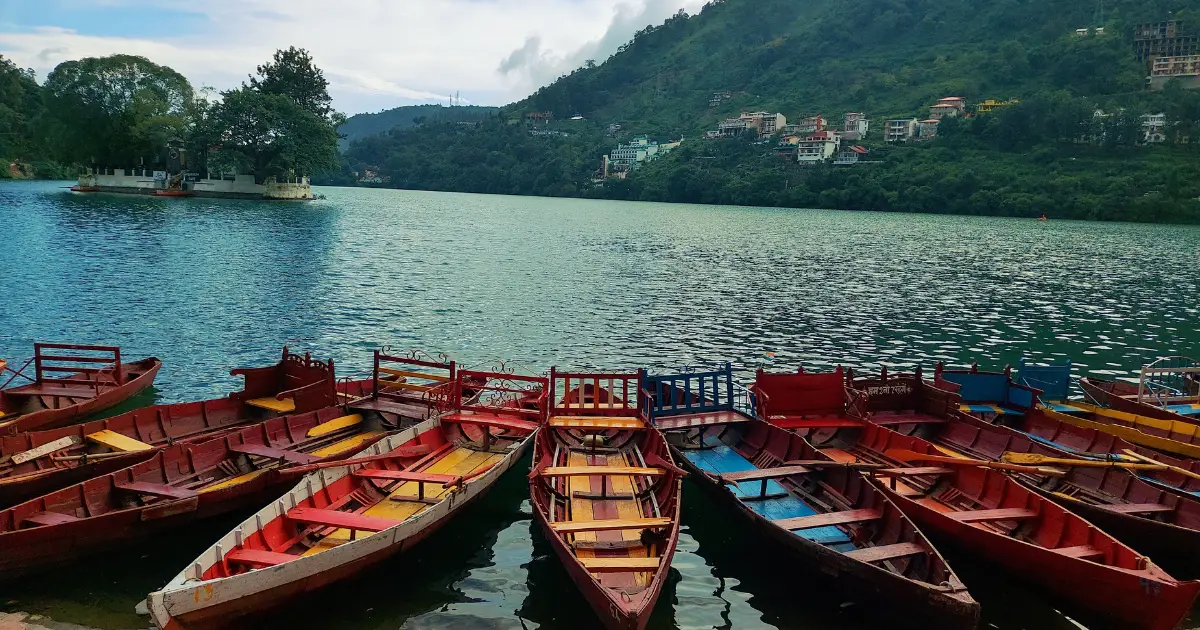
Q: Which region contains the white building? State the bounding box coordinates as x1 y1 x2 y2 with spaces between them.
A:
842 112 869 140
718 118 749 137
1142 113 1168 143
886 118 919 142
796 131 841 164
609 136 660 168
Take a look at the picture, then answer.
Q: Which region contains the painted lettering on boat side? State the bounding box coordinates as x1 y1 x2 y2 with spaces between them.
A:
864 384 912 396
193 584 213 603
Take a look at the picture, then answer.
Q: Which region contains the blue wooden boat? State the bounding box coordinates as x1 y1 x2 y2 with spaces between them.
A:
645 363 979 630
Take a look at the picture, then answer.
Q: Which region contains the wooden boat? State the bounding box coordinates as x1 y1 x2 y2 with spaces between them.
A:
1080 357 1200 422
0 396 405 581
69 186 100 192
647 364 979 629
0 343 161 434
529 368 682 630
146 369 545 630
756 367 1200 630
152 189 195 197
0 348 363 507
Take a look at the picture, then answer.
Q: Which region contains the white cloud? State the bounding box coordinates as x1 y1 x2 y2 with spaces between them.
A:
0 0 700 114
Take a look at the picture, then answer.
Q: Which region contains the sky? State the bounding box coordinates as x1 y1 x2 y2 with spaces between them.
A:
0 0 703 116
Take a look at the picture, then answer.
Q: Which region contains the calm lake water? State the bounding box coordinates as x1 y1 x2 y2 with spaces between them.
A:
1 180 1199 630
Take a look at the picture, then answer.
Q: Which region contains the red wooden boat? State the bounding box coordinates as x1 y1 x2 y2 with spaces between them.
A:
755 368 1200 630
647 365 978 629
0 343 161 434
1080 357 1200 422
152 189 195 197
0 348 364 508
0 389 413 581
146 369 545 630
529 368 683 630
69 186 100 192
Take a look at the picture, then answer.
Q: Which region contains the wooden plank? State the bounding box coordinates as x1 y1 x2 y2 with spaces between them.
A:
550 517 672 533
654 410 751 430
22 511 81 526
352 469 461 484
843 542 926 563
577 557 661 572
287 507 400 532
1054 545 1105 560
1100 502 1174 514
226 548 297 568
874 467 954 477
228 443 318 464
773 509 882 531
768 417 862 429
378 380 433 393
377 368 450 381
441 412 539 432
946 508 1038 523
86 429 153 453
114 481 199 499
718 465 812 483
306 414 363 438
12 435 81 464
549 416 645 430
540 466 664 477
244 397 296 413
3 385 98 399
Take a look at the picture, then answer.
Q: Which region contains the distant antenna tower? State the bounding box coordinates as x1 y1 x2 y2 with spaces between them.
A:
456 91 460 107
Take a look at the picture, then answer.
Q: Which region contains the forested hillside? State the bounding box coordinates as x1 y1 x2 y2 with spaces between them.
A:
337 104 496 149
336 0 1200 223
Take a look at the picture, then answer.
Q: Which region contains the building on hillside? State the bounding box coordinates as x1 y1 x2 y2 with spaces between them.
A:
918 119 940 139
607 123 623 135
1135 20 1198 61
833 145 870 165
886 118 919 142
704 130 723 139
359 169 382 184
930 97 966 119
1142 113 1168 143
794 115 827 135
1149 55 1200 90
709 91 732 107
525 111 553 122
795 131 840 164
1075 27 1106 36
976 98 1019 114
719 117 749 137
841 112 869 140
758 112 786 135
609 136 661 168
774 135 801 158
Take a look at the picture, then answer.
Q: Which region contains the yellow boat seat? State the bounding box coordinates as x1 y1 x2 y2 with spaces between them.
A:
245 397 296 413
86 430 153 452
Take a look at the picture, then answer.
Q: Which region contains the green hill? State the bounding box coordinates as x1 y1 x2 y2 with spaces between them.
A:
337 0 1200 222
338 104 496 150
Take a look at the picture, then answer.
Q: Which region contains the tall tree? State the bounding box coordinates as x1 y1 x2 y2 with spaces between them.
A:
249 47 336 121
0 55 47 164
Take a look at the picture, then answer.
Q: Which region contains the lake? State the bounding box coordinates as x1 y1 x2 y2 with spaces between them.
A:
1 180 1199 629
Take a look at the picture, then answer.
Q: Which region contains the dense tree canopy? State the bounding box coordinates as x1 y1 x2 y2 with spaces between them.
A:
0 55 48 166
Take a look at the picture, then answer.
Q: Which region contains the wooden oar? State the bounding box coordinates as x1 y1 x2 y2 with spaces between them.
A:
884 449 1065 477
1001 452 1167 471
1122 449 1200 482
783 459 885 470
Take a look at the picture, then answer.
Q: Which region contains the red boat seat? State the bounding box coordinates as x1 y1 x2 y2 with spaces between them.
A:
226 548 297 568
1053 545 1105 561
352 469 461 484
441 412 538 433
22 512 81 527
875 467 954 477
768 417 862 430
3 384 100 399
843 542 926 563
1101 502 1174 514
718 465 813 483
228 443 319 465
773 508 882 531
577 557 661 573
550 517 672 533
540 466 664 477
286 507 400 532
114 481 199 500
653 410 751 430
869 413 946 426
947 508 1038 523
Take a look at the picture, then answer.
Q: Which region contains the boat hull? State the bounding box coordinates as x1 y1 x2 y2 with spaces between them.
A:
1080 378 1199 424
148 425 530 630
1 357 162 434
884 483 1200 630
0 450 153 508
675 447 979 630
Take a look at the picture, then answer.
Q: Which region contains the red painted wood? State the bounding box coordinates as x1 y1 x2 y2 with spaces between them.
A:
114 481 199 500
440 412 538 433
226 548 296 567
21 512 81 526
228 443 319 464
351 469 460 484
286 507 400 532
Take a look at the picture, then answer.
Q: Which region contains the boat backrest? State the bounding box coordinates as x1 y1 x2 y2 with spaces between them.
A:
550 367 645 417
450 370 549 421
643 362 734 419
369 350 455 405
33 343 123 387
1017 359 1072 402
935 364 1039 410
753 367 846 417
231 347 335 409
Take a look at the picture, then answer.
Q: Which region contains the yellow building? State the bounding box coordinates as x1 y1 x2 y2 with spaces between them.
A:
976 98 1019 114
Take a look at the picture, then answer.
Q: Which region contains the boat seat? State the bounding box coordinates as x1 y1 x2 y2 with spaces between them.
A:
718 465 812 483
306 414 363 438
577 557 661 573
352 469 461 484
549 416 645 430
226 548 297 568
3 384 99 399
441 412 539 433
540 466 664 477
768 416 862 429
287 507 400 532
114 481 199 500
1054 545 1105 560
378 380 434 393
563 402 633 410
86 429 153 452
843 542 926 563
1166 404 1200 416
377 368 450 383
774 508 883 531
228 443 319 464
875 467 954 477
22 511 82 527
869 413 946 426
960 404 1023 417
1044 402 1087 414
654 410 751 430
244 397 296 413
1101 502 1174 514
947 508 1038 523
550 517 672 534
